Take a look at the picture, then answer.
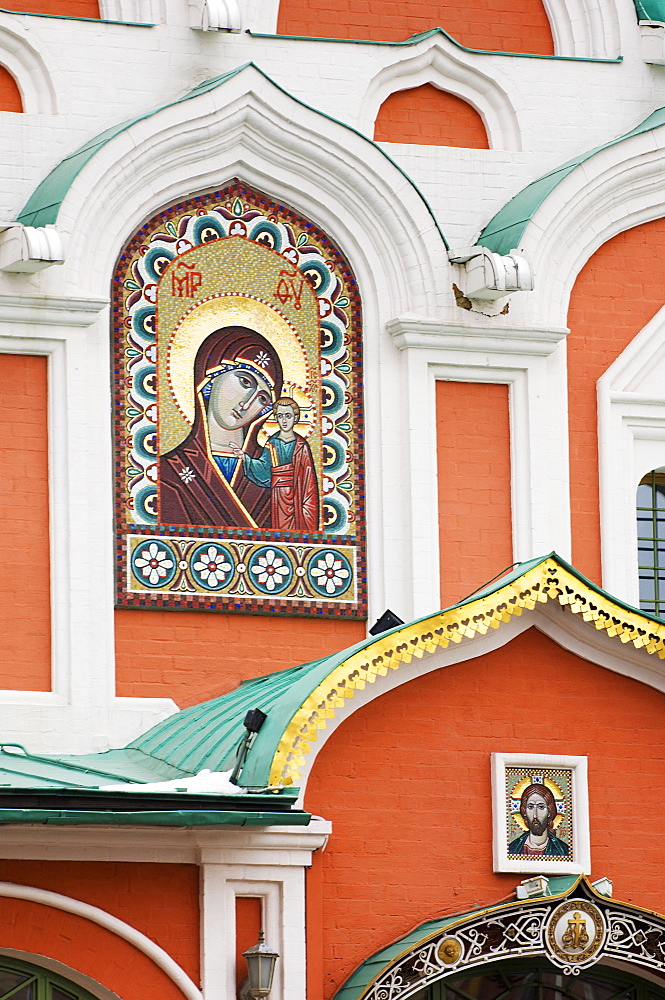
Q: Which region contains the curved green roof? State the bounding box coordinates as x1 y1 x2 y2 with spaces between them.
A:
634 0 665 20
16 61 447 247
0 552 662 800
479 107 665 254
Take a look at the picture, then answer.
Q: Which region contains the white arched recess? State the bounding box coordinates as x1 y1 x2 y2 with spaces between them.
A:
503 124 665 606
542 0 621 58
598 304 665 607
290 596 665 798
5 62 453 750
0 22 56 113
358 34 521 150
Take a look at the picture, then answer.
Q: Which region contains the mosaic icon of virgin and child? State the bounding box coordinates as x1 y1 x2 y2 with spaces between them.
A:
160 326 320 531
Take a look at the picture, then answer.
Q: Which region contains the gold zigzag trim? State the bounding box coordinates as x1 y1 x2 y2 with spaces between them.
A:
268 559 665 786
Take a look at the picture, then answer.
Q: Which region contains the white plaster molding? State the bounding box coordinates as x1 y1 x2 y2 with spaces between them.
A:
201 868 305 1000
54 64 447 317
358 36 521 150
508 128 665 331
189 0 241 30
0 21 57 114
385 315 571 617
0 324 177 752
0 820 331 864
542 0 621 58
0 223 63 272
288 598 665 800
98 0 164 23
598 304 665 606
638 20 665 63
0 881 202 1000
448 245 534 309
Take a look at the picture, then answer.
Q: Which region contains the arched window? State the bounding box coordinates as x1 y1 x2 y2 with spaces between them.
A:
414 959 665 1000
0 956 98 1000
636 469 665 618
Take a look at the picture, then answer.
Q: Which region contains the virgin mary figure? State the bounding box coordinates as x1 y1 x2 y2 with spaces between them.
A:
159 326 283 528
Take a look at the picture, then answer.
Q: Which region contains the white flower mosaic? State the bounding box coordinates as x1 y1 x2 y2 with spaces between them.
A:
310 551 350 595
250 549 290 592
134 542 174 586
192 546 232 587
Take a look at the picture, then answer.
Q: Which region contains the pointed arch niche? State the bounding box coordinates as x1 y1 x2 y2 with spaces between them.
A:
374 84 489 148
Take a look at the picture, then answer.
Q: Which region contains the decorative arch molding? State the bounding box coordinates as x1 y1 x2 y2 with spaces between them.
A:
542 0 621 58
359 37 521 151
98 0 163 23
506 124 665 330
335 877 665 1000
0 23 56 114
0 881 202 1000
271 569 665 794
598 303 665 606
26 63 448 319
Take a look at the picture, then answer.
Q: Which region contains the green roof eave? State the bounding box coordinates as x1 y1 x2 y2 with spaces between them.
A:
478 107 665 254
634 0 665 21
16 65 250 228
250 27 622 63
130 550 665 789
0 808 310 827
16 62 448 249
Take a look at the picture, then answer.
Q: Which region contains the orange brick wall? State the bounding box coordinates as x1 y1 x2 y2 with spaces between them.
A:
114 610 365 707
236 896 262 990
374 84 489 148
0 0 99 16
277 0 554 53
436 381 513 608
305 626 665 998
566 217 665 584
0 355 51 691
0 897 189 999
0 860 200 983
0 66 23 112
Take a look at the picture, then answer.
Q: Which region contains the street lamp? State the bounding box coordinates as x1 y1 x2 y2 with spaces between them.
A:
242 930 279 998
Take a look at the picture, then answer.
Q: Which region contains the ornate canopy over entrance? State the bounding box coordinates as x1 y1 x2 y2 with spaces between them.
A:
336 877 665 1000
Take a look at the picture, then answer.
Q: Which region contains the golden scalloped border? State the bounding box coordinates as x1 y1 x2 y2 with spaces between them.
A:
268 559 665 785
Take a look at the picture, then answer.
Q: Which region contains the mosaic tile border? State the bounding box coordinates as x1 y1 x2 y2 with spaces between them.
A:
112 180 366 618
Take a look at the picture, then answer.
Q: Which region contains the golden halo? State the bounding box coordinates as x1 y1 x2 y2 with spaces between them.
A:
257 383 316 445
166 294 310 426
510 776 565 832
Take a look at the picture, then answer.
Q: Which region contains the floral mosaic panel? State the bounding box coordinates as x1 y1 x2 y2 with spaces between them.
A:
113 180 365 616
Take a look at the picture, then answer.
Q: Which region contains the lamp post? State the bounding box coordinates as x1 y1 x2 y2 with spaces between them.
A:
242 930 279 998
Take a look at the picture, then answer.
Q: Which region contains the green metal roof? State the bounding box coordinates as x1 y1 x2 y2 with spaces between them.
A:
16 61 448 247
17 66 248 228
634 0 665 20
479 107 665 254
0 551 662 814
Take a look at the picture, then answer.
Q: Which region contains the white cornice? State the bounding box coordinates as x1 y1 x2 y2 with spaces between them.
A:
0 294 108 327
0 819 332 864
386 314 568 356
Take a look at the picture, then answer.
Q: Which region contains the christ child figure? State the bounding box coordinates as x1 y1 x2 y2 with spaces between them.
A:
234 396 320 531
